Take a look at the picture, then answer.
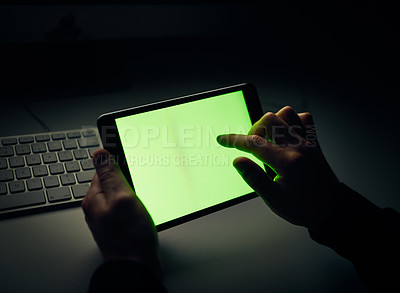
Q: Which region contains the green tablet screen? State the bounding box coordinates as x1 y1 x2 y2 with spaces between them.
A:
115 90 263 226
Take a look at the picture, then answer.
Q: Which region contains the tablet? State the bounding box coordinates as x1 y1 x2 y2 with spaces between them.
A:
97 83 265 231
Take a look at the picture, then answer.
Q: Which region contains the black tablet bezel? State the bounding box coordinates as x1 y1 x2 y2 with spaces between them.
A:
97 83 264 231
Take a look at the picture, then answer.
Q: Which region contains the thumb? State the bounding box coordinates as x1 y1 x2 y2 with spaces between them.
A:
233 157 282 207
93 149 129 198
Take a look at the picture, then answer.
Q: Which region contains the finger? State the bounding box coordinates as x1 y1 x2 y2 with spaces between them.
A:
217 134 284 172
88 172 102 195
248 112 297 146
276 106 306 137
248 112 285 142
298 112 319 146
248 112 273 137
298 112 314 126
233 157 282 207
93 149 131 200
81 173 108 222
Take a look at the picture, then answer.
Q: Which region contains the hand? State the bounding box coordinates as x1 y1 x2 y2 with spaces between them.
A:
217 106 340 230
82 149 162 278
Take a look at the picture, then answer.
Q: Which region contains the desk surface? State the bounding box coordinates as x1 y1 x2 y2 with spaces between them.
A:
0 78 398 293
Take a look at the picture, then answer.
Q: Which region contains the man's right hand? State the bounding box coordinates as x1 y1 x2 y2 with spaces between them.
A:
217 106 340 230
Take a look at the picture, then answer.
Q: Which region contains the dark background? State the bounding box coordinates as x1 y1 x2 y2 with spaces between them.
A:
0 2 399 293
1 1 399 106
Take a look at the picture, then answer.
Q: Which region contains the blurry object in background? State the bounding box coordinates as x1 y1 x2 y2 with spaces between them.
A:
44 13 82 41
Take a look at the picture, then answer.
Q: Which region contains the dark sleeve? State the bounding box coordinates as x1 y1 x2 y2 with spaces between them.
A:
88 259 167 293
309 183 400 292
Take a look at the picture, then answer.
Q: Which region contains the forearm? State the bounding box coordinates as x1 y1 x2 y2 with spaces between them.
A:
89 259 167 293
308 183 400 291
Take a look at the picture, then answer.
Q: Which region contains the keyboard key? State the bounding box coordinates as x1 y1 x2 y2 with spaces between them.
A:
76 170 95 183
0 182 7 195
65 161 80 173
49 163 64 175
60 173 76 186
42 153 57 164
0 191 45 211
1 138 17 145
82 129 96 137
0 158 7 169
0 170 14 182
58 151 73 162
81 159 94 170
0 129 102 214
15 144 31 155
8 181 25 193
19 136 34 144
47 187 71 202
52 133 66 140
78 137 99 148
73 149 88 160
0 146 14 157
71 184 90 199
35 134 50 142
31 142 47 153
88 147 100 157
0 129 101 214
47 141 62 152
26 154 41 165
26 178 43 191
33 165 48 177
44 176 60 188
15 167 31 179
9 157 25 168
63 140 77 150
67 131 81 138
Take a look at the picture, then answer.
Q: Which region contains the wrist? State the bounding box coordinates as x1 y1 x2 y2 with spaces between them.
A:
103 253 164 281
90 259 167 293
308 183 382 258
307 180 342 231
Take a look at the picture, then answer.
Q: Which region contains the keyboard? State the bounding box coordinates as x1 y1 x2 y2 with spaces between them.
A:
0 128 102 218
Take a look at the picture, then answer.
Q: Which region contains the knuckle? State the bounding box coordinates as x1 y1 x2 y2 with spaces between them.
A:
250 124 266 135
277 106 296 121
262 112 275 122
301 112 314 124
285 151 305 168
281 105 296 114
248 135 266 147
97 167 115 183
